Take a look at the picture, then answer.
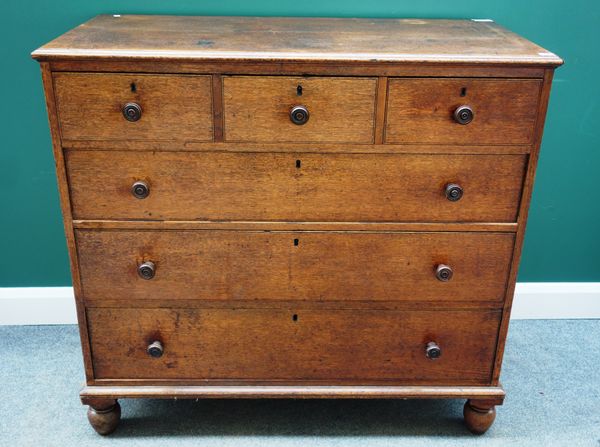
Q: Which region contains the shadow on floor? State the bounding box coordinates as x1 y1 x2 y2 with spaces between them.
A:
112 398 473 438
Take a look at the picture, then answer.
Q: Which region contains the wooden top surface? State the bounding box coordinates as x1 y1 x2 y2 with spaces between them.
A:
32 15 562 66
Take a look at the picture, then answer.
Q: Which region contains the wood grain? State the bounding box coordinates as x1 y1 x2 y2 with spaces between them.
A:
491 69 557 384
80 384 506 400
223 76 376 143
72 298 505 312
48 59 549 78
65 151 527 222
53 73 213 142
31 15 561 430
464 399 497 434
87 307 501 384
31 15 562 66
76 230 514 303
62 140 534 154
385 78 542 144
39 63 95 381
211 74 224 142
71 220 518 233
374 76 388 144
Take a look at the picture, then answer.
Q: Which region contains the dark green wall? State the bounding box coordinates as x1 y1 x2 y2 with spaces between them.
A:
1 1 598 286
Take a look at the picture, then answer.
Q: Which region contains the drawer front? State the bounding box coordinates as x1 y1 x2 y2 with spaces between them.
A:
66 151 526 222
223 76 377 143
88 307 500 384
54 73 213 142
385 78 541 144
76 230 514 303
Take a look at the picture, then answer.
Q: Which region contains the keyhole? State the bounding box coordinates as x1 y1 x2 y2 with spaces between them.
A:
296 160 301 169
297 85 303 96
294 238 299 246
292 314 298 322
130 82 137 93
460 87 467 97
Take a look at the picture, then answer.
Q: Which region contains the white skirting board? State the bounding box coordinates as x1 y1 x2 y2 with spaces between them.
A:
0 283 599 325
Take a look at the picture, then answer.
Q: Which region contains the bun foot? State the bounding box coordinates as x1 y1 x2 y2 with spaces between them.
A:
463 399 496 434
86 399 121 435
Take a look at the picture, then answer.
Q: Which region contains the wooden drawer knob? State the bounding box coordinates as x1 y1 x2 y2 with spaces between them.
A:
425 341 442 360
122 102 142 122
290 105 309 125
147 340 164 358
131 181 149 199
435 264 453 282
453 105 474 125
444 183 463 202
137 261 156 280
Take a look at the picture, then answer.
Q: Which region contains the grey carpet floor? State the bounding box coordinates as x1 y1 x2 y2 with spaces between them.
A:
0 320 599 446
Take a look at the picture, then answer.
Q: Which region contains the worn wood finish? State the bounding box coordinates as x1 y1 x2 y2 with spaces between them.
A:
71 220 518 232
48 59 549 78
80 384 506 400
87 307 500 384
374 77 388 144
31 15 562 66
76 230 514 303
39 63 95 382
491 69 557 384
385 78 541 144
67 298 508 312
33 15 561 435
223 76 376 143
65 151 527 222
63 140 534 154
84 398 121 435
211 74 224 142
464 399 498 434
54 73 213 142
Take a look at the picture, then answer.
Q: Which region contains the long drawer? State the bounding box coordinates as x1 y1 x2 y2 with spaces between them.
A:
76 230 514 303
385 78 541 144
66 151 526 222
87 307 501 384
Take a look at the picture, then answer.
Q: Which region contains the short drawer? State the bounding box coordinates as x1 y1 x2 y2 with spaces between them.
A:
223 76 377 143
385 78 541 144
66 151 526 222
53 73 213 142
76 230 514 303
87 307 501 384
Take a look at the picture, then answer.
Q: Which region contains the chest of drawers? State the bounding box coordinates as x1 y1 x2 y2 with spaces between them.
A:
32 15 562 435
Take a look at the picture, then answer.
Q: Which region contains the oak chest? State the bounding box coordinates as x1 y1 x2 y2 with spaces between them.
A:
32 15 562 435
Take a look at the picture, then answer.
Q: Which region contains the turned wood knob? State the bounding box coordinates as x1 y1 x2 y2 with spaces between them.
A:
425 341 442 360
444 183 463 202
147 340 164 358
122 102 142 122
137 261 156 280
453 105 474 124
290 105 309 125
435 264 453 282
131 180 149 199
